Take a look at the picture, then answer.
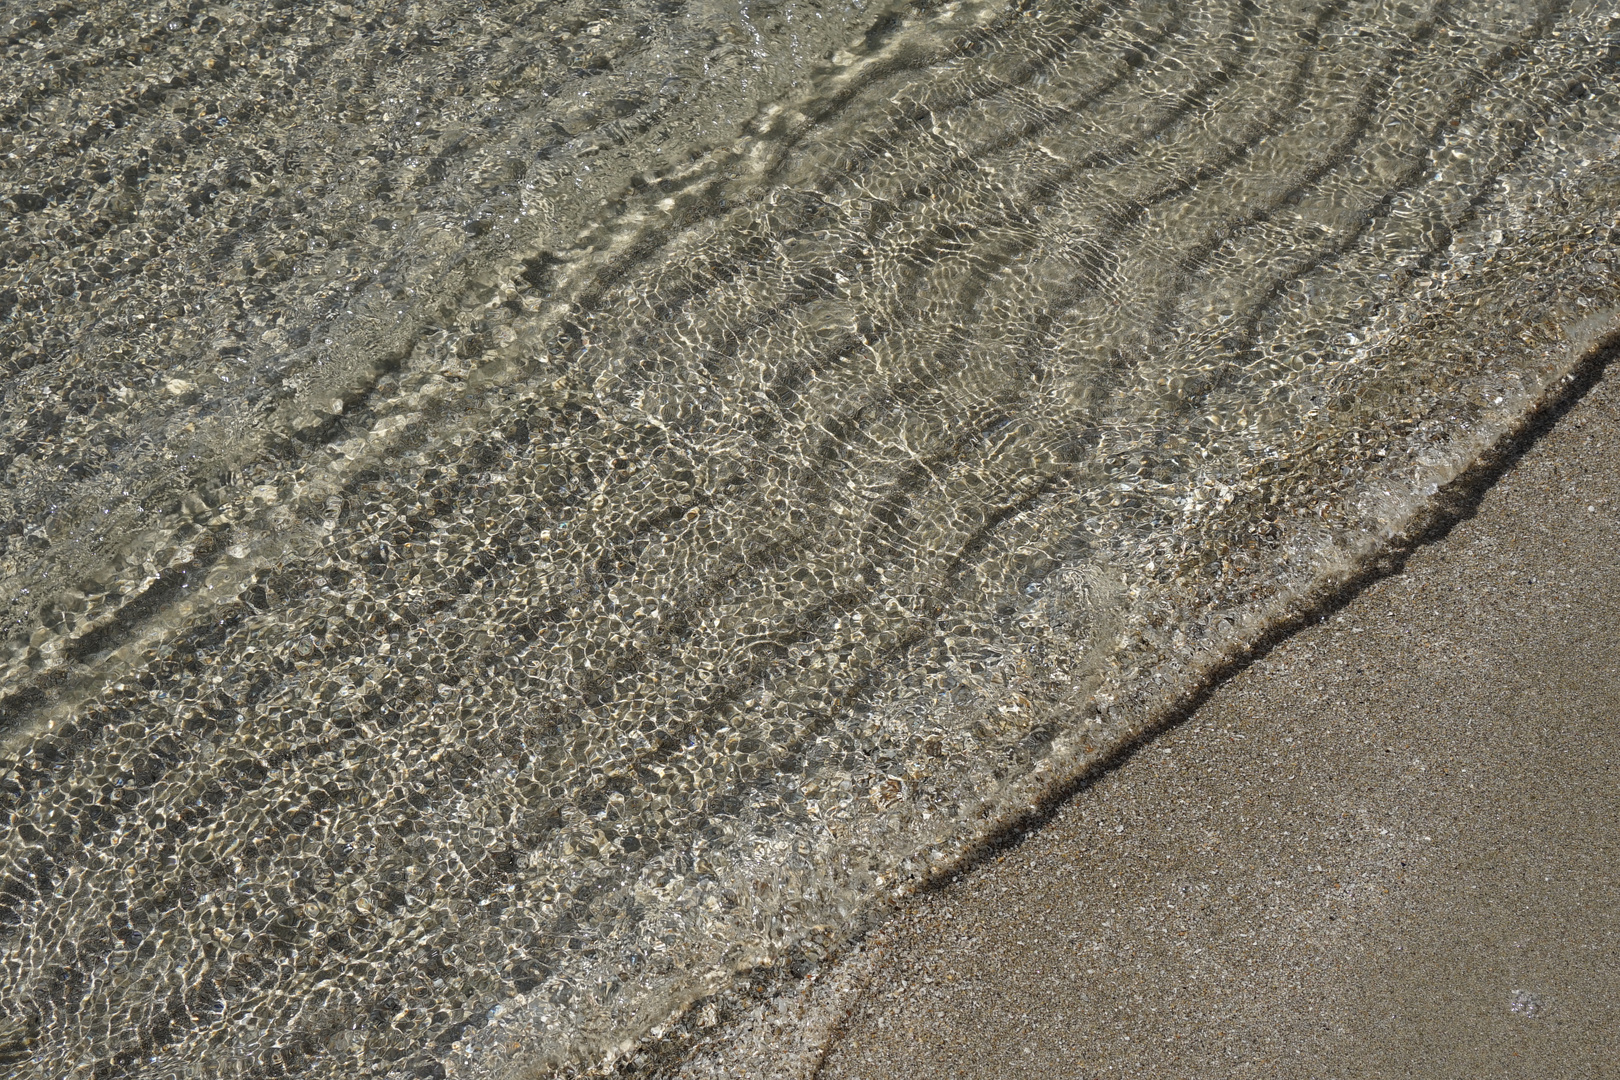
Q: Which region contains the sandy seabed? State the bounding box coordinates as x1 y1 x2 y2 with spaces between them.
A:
7 3 1620 1076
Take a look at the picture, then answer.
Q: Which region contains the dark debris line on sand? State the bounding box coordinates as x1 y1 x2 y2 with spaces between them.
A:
809 349 1620 1080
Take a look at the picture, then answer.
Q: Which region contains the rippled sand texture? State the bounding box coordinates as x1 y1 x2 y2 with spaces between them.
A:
4 0 1620 1077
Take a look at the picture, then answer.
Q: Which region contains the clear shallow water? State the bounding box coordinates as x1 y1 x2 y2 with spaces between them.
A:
2 0 1620 1076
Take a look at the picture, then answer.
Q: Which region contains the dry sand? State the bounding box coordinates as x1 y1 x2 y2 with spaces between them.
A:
809 361 1620 1079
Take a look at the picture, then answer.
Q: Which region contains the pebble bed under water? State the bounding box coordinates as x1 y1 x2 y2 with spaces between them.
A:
2 0 1620 1077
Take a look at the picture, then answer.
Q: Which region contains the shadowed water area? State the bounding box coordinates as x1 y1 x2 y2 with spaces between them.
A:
3 0 1620 1076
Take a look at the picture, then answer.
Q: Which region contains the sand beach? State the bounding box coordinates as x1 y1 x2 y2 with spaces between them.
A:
809 356 1620 1077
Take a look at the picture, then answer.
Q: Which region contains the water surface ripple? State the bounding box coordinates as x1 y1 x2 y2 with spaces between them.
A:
2 0 1620 1076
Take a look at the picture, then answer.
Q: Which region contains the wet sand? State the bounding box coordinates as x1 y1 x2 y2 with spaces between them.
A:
808 361 1620 1078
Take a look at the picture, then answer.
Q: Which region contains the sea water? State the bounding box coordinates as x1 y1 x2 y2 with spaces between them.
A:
2 0 1619 1076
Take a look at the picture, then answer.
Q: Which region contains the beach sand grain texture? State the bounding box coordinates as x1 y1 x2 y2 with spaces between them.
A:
812 366 1620 1078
